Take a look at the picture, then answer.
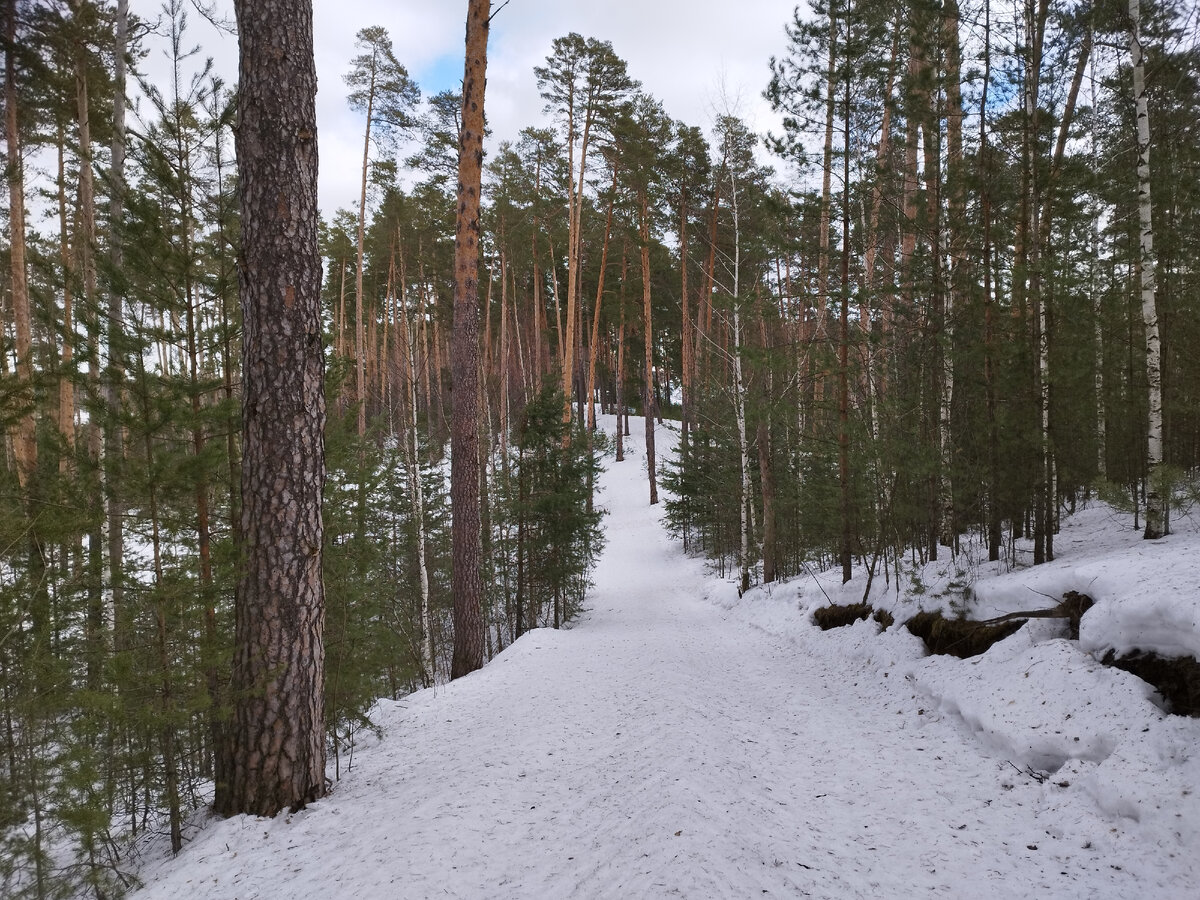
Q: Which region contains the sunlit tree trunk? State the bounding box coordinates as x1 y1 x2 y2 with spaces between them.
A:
449 0 490 678
586 164 618 432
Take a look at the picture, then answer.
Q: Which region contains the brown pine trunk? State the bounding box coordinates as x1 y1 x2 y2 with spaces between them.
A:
449 0 490 680
5 0 35 491
699 168 720 400
640 191 658 506
586 164 618 431
679 167 692 446
221 0 326 818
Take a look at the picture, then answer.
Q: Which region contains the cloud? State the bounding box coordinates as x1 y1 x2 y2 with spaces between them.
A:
132 0 797 214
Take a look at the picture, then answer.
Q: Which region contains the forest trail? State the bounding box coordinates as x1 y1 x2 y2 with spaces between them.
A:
135 419 1176 899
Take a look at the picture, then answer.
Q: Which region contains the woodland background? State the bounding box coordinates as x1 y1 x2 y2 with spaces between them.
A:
1 0 1197 895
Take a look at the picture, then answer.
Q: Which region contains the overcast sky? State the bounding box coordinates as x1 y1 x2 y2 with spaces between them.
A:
134 0 801 214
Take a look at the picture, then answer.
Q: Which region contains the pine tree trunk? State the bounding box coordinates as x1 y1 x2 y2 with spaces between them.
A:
679 165 692 448
449 0 490 679
354 61 376 438
586 165 618 432
220 0 326 818
980 0 1002 563
838 71 852 585
5 0 35 492
639 192 658 506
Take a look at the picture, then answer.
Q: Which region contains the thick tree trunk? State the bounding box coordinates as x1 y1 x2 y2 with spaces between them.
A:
450 0 490 679
221 0 326 818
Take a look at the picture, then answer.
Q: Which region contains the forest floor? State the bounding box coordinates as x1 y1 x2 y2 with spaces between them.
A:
131 417 1199 899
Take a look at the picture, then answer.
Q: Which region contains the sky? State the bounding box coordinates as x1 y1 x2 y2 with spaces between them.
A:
133 0 801 215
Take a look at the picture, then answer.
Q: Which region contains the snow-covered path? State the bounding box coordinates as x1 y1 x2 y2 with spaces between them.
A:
135 421 1191 899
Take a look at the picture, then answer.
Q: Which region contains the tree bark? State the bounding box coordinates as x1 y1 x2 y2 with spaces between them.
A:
450 0 490 679
354 55 376 438
639 190 658 506
220 0 326 818
107 0 129 650
5 0 35 491
1129 0 1165 538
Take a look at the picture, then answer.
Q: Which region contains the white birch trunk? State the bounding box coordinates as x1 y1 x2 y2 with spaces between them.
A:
730 167 751 596
1130 0 1165 538
407 304 435 685
1090 44 1105 479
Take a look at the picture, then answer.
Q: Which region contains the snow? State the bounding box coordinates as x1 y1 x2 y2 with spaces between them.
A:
129 417 1200 899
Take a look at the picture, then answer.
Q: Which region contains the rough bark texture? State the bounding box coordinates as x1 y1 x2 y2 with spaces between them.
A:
220 0 327 818
5 0 35 491
450 0 490 679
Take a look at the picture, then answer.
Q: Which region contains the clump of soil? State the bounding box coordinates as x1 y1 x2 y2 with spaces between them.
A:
905 610 1026 659
873 608 895 630
812 602 872 630
1102 650 1200 717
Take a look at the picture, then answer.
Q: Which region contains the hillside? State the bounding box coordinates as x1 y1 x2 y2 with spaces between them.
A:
130 419 1200 899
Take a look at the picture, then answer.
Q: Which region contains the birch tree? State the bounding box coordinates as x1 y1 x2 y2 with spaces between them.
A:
1128 0 1165 538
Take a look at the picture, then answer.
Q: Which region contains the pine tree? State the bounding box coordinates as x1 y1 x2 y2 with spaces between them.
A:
220 0 326 818
449 0 491 680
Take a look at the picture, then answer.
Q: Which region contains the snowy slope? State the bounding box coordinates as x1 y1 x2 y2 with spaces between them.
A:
130 417 1200 899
